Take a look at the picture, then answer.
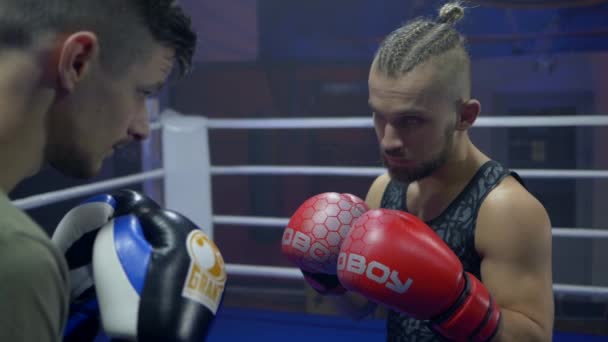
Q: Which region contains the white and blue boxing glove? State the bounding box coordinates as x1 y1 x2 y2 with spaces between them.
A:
93 200 227 341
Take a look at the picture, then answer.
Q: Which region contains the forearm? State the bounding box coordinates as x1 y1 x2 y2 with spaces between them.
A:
491 309 552 342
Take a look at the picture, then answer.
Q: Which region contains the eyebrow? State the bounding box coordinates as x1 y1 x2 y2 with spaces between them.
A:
145 81 166 95
152 82 165 92
149 63 175 92
368 102 426 117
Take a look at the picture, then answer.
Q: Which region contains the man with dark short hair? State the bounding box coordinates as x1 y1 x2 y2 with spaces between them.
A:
0 1 197 340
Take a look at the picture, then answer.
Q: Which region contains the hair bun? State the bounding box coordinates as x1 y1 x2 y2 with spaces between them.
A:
438 2 465 25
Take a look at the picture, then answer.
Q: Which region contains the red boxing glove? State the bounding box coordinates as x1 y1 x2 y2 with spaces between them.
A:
281 192 368 294
337 209 500 342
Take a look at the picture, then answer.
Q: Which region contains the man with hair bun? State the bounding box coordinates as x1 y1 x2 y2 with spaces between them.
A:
283 2 554 341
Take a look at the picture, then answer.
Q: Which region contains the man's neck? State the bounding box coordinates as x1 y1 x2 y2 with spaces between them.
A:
416 135 488 195
0 143 40 194
0 100 50 192
0 48 54 194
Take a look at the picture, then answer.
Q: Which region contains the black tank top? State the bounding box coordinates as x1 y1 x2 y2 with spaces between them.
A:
381 160 520 342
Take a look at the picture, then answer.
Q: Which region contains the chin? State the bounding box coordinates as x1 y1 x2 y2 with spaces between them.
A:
79 160 104 179
50 158 101 179
27 160 44 178
79 166 102 179
388 169 416 184
388 165 435 184
383 160 418 183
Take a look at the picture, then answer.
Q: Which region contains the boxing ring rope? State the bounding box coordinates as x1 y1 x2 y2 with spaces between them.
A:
13 167 608 212
206 115 608 129
11 111 608 300
226 264 303 280
211 165 608 179
13 170 166 210
213 215 608 239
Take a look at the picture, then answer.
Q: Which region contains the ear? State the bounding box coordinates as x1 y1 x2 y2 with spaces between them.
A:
56 32 99 92
455 99 481 131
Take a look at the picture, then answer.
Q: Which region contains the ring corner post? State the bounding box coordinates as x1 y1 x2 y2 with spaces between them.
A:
161 111 214 239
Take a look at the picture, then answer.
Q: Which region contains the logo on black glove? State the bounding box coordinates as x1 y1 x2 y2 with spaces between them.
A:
182 230 226 313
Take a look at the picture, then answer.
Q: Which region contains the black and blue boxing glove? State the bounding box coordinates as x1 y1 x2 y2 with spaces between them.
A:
52 190 227 342
52 190 160 341
93 202 227 341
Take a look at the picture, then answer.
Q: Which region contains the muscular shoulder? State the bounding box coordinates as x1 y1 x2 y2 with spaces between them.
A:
476 176 552 257
365 173 391 209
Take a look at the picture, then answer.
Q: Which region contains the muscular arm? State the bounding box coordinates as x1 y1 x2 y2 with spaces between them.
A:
476 177 554 341
326 173 391 319
0 233 69 342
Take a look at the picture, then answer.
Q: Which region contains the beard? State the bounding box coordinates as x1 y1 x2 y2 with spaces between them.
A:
382 125 454 184
46 144 100 179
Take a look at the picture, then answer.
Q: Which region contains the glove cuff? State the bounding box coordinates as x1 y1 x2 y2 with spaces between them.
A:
430 272 501 342
302 270 347 295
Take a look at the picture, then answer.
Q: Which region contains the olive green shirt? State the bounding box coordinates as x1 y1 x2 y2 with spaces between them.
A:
0 191 69 341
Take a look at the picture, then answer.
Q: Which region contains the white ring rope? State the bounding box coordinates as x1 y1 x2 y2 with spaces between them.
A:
552 284 608 298
552 228 608 239
14 112 608 301
204 115 608 130
211 166 385 177
208 117 372 129
214 215 289 227
226 264 303 280
211 166 608 179
150 121 163 131
517 169 608 179
13 169 165 210
225 264 608 299
214 215 608 239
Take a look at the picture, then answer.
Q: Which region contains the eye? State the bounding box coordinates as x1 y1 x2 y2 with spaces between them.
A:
372 112 385 122
138 89 154 97
395 117 422 127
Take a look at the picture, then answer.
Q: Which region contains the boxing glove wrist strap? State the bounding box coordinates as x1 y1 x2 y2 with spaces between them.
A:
429 272 501 342
302 270 347 295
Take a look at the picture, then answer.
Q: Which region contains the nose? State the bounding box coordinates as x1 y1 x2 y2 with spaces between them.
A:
128 106 151 141
381 123 403 153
